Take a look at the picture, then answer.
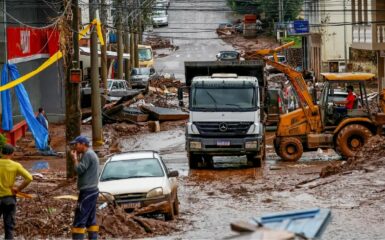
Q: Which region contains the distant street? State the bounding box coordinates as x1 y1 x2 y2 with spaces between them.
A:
153 0 234 80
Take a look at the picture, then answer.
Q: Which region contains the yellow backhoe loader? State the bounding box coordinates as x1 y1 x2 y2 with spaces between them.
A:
255 42 385 161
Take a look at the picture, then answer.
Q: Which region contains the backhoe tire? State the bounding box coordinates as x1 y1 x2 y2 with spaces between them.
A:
278 137 303 161
336 124 372 158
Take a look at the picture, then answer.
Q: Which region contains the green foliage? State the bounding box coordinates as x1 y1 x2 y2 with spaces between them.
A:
228 0 304 22
281 36 302 48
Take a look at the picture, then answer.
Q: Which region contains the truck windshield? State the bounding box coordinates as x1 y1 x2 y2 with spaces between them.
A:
191 87 257 111
138 48 152 61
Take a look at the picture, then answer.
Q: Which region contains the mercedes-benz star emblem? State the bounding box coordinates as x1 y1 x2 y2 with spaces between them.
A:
219 123 228 132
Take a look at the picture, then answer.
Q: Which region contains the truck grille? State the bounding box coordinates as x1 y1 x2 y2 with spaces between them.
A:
194 122 253 136
114 193 146 202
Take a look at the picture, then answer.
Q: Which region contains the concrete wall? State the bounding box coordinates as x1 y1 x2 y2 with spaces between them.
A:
0 0 65 124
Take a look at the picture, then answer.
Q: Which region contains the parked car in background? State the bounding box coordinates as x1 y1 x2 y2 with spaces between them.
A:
155 0 169 8
216 51 243 61
265 55 287 74
81 79 132 107
98 151 179 220
152 6 168 27
130 67 156 88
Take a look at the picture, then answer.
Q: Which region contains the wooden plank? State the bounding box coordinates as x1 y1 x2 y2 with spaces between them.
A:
141 106 189 121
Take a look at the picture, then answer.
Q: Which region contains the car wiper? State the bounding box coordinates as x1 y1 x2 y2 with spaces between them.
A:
204 90 218 109
100 177 126 182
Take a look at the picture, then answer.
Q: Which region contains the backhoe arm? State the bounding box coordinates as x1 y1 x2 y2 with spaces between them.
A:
255 42 318 115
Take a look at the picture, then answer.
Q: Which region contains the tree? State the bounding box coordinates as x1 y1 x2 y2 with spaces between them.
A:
228 0 303 22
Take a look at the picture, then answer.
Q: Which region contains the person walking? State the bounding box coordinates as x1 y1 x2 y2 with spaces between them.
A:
70 136 100 240
36 107 51 146
36 107 48 130
0 144 33 240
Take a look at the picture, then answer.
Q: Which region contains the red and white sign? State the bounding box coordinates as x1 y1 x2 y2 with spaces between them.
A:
7 27 60 64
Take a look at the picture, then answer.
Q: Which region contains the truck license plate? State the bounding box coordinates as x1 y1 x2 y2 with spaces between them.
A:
217 140 230 146
121 202 141 209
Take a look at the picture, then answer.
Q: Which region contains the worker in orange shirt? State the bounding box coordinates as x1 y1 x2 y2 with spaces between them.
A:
0 144 33 240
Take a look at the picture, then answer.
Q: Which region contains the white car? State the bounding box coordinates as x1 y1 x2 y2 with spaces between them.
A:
98 151 179 220
152 9 168 27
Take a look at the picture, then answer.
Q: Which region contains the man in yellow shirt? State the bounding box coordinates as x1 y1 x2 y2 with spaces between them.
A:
0 144 33 240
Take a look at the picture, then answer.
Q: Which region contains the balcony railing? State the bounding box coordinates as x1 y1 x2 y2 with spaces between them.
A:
377 24 385 44
353 24 372 43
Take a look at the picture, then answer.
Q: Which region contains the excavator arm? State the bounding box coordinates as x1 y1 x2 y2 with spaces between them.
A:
255 42 318 115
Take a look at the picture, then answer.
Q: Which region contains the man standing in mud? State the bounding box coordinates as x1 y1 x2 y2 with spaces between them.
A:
70 136 99 240
0 144 33 240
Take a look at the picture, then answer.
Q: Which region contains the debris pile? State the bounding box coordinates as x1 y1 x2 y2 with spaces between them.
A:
320 136 385 177
216 25 236 37
0 173 177 239
144 35 175 49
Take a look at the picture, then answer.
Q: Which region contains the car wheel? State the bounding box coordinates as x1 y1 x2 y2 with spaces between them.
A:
164 200 175 221
173 195 179 216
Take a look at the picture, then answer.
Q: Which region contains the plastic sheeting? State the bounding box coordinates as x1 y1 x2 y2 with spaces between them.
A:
1 64 48 150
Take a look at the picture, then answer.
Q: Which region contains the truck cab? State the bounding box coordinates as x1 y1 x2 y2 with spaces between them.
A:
185 71 265 168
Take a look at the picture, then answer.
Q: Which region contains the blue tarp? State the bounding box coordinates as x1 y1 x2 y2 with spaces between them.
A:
1 64 48 150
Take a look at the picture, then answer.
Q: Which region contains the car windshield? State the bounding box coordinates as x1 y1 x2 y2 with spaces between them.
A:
268 56 286 63
191 87 257 111
153 10 166 17
100 158 164 181
138 48 152 61
131 68 151 76
220 52 238 59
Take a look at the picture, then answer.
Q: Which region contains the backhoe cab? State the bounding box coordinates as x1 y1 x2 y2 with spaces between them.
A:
256 42 384 161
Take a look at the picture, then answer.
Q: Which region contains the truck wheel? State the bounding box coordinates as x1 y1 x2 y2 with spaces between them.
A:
203 155 214 169
278 137 303 161
336 124 372 158
247 154 262 168
188 153 200 169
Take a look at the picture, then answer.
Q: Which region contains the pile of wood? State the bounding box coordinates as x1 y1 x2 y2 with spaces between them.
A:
149 76 183 95
144 35 174 49
0 172 177 239
286 48 303 68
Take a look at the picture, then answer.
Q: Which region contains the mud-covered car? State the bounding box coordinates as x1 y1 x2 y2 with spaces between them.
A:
98 151 179 220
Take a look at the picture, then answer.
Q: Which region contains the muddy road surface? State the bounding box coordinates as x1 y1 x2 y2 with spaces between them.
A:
153 0 234 80
120 125 385 240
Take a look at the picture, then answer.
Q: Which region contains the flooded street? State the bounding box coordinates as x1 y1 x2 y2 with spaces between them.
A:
119 126 385 239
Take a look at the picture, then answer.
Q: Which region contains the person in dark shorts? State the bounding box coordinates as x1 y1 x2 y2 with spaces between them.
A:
0 144 33 240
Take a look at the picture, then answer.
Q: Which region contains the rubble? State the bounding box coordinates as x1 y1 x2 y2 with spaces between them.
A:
0 172 178 239
320 135 385 177
143 35 176 50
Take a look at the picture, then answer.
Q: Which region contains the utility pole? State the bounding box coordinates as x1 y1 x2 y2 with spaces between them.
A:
138 0 143 43
124 25 131 87
133 0 139 68
130 26 136 70
100 0 108 100
90 0 103 146
278 0 283 24
117 0 124 79
66 0 81 178
134 30 139 68
343 0 347 72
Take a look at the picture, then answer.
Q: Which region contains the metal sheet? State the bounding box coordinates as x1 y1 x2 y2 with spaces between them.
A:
253 208 331 238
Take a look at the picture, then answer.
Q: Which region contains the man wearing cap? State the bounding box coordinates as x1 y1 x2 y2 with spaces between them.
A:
0 144 33 240
70 136 99 240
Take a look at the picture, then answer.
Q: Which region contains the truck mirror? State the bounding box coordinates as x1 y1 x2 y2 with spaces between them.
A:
178 87 184 107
